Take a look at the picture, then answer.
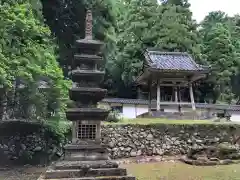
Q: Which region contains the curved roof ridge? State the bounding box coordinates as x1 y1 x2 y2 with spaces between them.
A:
144 49 206 72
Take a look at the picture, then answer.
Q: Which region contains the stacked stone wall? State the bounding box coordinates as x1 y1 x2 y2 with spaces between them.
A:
102 124 240 159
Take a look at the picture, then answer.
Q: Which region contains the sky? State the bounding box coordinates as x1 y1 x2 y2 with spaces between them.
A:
189 0 240 22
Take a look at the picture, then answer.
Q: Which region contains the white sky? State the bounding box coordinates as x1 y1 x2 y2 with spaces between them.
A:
189 0 240 22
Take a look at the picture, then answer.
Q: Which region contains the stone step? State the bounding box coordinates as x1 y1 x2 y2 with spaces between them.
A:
65 152 109 161
55 160 118 170
45 168 127 179
41 176 135 180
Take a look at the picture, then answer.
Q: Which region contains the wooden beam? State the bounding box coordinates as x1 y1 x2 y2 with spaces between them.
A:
159 78 187 82
152 82 188 87
190 74 206 82
151 79 187 87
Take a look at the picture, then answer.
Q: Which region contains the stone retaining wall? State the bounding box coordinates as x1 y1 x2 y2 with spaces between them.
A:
0 121 63 165
1 122 240 164
101 124 240 159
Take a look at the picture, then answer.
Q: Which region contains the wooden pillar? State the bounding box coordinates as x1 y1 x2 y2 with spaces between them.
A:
189 82 196 111
137 87 141 99
174 87 178 103
177 87 182 113
148 79 152 115
157 79 161 111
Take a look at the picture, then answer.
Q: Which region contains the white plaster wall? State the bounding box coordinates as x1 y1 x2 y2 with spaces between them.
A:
136 105 148 116
230 114 240 122
122 104 136 119
161 107 192 113
164 108 178 113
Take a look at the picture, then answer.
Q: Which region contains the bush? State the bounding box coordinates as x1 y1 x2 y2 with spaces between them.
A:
106 110 122 123
46 116 71 142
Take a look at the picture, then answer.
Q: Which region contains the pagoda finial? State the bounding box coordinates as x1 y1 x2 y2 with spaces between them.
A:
85 9 93 40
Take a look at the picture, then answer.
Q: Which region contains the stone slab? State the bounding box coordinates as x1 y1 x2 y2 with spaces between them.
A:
65 152 109 161
64 144 107 152
45 168 127 179
55 160 118 170
40 176 135 180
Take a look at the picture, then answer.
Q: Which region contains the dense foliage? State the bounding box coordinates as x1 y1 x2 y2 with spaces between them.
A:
0 0 69 120
1 0 240 121
41 0 117 76
106 0 240 103
200 12 240 103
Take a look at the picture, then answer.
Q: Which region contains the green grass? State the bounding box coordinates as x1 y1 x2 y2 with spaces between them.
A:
121 162 240 180
105 118 234 125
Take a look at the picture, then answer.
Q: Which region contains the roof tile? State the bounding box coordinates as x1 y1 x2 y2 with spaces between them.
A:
146 50 205 71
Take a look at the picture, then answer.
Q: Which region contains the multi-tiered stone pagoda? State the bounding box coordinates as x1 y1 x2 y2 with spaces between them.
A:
38 9 135 180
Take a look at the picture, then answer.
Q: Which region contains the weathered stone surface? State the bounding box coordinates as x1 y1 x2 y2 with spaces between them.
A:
45 168 127 179
0 121 62 165
101 124 240 159
179 141 240 166
39 176 135 180
55 160 119 170
65 152 109 161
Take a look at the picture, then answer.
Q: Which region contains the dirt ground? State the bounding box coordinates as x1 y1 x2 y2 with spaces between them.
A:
122 161 240 180
0 160 239 180
0 166 46 180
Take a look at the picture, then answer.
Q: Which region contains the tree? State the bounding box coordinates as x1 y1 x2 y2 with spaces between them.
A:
110 0 201 84
199 11 240 103
160 0 190 8
202 23 236 103
40 0 117 77
0 0 68 120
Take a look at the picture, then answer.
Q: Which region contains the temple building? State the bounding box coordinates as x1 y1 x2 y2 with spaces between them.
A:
136 49 210 117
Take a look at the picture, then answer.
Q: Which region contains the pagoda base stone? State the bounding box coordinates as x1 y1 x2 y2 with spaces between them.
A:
54 160 119 170
38 176 135 180
44 168 127 179
38 159 135 180
64 144 109 161
38 145 136 180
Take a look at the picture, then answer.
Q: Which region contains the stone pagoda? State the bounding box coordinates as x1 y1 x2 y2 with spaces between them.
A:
38 9 135 180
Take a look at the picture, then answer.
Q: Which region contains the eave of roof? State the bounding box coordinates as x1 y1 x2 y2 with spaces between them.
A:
101 98 240 111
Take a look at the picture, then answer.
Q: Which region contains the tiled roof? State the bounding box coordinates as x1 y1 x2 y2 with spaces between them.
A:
101 98 240 111
145 50 207 72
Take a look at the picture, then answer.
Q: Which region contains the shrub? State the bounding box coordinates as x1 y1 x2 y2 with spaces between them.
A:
106 110 122 123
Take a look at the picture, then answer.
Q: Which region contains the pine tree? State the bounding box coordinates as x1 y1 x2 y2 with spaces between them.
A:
203 23 236 103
